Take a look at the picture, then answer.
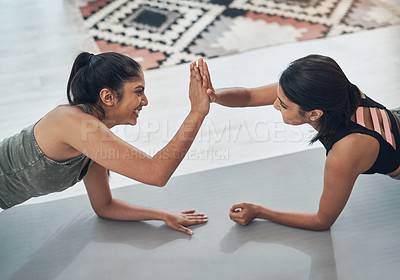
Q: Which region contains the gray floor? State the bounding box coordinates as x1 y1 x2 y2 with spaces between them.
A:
1 148 399 280
1 0 400 203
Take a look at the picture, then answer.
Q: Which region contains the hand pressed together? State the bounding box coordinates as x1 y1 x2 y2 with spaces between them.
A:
196 58 216 103
163 209 208 235
189 59 211 117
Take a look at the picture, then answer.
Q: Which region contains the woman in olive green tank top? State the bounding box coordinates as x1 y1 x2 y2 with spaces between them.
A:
0 52 210 235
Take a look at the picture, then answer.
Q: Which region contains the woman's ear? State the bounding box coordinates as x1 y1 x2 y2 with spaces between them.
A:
99 88 116 107
308 109 324 122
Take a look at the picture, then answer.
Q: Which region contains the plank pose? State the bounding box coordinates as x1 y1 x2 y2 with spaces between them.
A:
204 54 400 230
0 52 210 235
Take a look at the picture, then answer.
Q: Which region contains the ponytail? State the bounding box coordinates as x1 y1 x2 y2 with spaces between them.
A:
66 51 142 118
67 52 93 105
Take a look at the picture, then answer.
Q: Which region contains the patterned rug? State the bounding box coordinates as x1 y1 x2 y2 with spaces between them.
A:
79 0 400 70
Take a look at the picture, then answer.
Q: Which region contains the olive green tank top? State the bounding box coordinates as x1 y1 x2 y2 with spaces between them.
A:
0 104 93 209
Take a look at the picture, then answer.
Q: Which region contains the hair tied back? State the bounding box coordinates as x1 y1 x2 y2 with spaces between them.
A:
66 51 142 119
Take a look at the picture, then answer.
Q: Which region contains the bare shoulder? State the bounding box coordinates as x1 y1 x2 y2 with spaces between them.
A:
47 104 95 121
40 105 102 130
48 105 107 140
327 133 379 174
34 105 104 159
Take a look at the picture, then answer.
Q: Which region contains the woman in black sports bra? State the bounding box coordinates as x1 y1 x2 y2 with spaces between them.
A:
201 54 400 231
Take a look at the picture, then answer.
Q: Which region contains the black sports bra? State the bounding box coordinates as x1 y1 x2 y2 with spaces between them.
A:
320 96 400 174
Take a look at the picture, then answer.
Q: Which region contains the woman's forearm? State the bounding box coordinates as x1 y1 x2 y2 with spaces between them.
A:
152 111 206 186
94 198 208 235
214 83 278 107
95 198 167 221
256 206 332 231
213 87 252 107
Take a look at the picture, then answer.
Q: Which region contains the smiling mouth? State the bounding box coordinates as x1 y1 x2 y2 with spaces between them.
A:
133 109 141 118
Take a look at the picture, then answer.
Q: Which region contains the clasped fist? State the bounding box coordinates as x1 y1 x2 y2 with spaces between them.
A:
229 202 259 226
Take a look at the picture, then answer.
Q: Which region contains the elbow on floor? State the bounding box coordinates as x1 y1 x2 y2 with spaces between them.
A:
311 220 334 231
94 208 109 219
91 202 112 219
312 224 332 231
154 180 167 187
95 211 106 219
153 177 169 187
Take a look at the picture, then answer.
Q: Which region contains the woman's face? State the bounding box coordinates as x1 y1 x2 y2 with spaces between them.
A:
273 84 308 125
112 73 148 126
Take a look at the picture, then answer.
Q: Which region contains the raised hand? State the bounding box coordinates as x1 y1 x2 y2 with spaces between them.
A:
163 209 208 235
197 58 217 103
229 202 259 226
189 60 210 116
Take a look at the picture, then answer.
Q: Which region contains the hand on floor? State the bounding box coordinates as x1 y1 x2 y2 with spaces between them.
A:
163 209 208 235
229 202 259 226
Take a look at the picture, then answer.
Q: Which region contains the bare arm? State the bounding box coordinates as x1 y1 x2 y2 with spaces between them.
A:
83 161 208 234
230 134 379 230
63 61 209 187
198 59 278 107
212 84 278 107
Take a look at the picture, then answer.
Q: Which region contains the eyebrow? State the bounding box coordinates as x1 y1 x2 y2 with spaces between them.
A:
135 85 144 90
277 96 288 108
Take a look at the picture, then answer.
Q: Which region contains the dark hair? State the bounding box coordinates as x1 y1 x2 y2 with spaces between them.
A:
67 52 142 118
279 54 361 143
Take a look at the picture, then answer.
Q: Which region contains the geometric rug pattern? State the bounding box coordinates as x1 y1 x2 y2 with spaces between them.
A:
79 0 400 70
